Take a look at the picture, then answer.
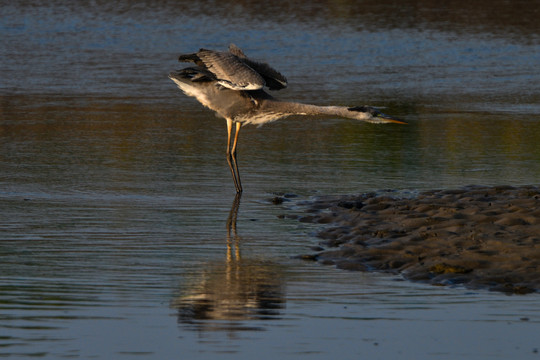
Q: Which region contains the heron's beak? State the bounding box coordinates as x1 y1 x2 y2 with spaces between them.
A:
377 113 407 124
348 106 407 124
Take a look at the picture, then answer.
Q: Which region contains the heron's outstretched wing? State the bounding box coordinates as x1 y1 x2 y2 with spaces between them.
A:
229 44 288 91
179 48 264 91
178 45 288 91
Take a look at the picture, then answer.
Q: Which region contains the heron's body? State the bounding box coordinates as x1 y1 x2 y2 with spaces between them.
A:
169 44 405 193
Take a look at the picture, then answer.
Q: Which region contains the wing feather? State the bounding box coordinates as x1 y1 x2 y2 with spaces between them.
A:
229 44 288 90
177 44 287 91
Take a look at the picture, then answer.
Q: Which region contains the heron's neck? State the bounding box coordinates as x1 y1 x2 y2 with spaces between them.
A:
265 100 356 119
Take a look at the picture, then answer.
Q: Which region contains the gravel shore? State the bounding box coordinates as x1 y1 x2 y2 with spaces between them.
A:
295 185 540 294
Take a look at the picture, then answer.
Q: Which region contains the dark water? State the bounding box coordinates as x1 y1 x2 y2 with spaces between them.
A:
1 1 540 359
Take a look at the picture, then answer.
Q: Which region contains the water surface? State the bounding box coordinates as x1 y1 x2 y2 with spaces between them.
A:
1 1 540 359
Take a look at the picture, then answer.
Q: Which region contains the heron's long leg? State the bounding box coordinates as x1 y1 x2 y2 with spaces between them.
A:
226 119 243 193
231 122 242 192
231 122 241 156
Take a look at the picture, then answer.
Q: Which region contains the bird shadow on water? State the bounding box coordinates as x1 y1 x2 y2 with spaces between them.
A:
171 194 286 333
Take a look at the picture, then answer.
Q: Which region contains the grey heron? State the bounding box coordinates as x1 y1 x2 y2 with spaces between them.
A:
169 44 406 193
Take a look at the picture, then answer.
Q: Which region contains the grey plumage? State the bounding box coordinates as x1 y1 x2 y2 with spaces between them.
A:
169 44 405 193
177 44 287 91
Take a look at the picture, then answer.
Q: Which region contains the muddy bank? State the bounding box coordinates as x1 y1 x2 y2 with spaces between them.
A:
294 185 540 294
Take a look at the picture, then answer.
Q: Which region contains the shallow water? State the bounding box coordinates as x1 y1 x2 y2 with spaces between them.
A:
1 1 540 359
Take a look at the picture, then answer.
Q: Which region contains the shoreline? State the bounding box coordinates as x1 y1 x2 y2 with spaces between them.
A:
294 185 540 294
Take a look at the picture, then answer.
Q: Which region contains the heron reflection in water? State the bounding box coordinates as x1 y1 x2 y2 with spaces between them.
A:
172 195 285 332
169 44 406 193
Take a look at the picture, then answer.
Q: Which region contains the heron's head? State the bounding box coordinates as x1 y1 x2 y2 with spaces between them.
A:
348 106 407 124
